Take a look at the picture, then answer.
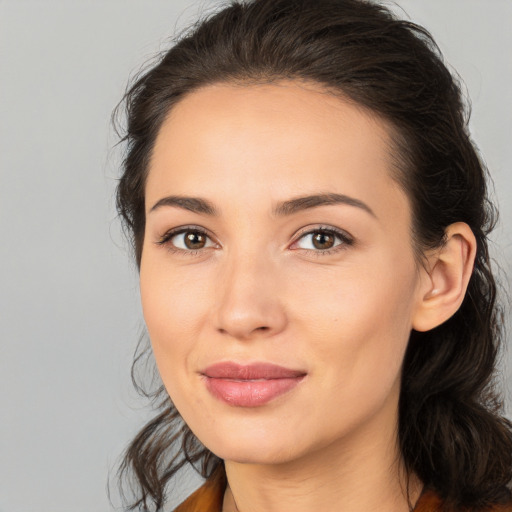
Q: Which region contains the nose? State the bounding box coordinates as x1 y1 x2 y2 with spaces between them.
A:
213 252 288 341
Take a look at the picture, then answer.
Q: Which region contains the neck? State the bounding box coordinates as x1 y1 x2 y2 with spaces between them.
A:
221 405 422 512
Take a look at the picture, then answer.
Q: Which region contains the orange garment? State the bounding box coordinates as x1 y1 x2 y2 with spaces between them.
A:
173 465 512 512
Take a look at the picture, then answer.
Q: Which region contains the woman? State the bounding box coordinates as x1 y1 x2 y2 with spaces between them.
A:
115 0 512 510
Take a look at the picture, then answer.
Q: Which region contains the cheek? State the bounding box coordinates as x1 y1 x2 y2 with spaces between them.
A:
139 258 207 383
294 253 417 332
291 254 419 384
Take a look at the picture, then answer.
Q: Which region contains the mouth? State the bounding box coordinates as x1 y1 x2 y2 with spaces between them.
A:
201 362 307 407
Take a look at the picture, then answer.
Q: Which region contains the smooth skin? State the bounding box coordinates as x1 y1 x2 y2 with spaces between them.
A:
140 80 476 512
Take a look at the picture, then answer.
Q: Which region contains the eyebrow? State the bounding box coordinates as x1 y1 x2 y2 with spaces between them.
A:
149 192 376 218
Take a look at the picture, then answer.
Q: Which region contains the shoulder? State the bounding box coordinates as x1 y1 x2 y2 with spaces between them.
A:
487 501 512 512
173 465 226 512
415 490 512 512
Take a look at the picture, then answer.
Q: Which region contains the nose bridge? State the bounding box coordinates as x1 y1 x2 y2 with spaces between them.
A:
213 243 287 340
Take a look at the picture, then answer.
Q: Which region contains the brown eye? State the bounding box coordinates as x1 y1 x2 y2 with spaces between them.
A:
157 227 216 253
293 227 353 256
311 232 336 250
183 231 207 250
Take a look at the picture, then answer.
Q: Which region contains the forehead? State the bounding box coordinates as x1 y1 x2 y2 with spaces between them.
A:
147 80 408 224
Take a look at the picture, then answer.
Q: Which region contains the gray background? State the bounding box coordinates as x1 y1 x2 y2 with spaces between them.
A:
0 1 510 511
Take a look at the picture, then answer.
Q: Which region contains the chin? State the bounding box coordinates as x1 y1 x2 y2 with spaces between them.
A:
200 427 315 467
214 445 299 466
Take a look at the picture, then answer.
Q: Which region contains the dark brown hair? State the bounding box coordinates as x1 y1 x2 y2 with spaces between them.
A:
114 0 512 510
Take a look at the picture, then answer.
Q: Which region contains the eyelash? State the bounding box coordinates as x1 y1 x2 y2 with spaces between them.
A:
155 225 354 257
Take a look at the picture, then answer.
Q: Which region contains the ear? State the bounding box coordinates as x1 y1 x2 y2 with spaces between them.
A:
412 222 477 332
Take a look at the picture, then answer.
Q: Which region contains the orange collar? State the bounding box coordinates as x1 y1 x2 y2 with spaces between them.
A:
172 466 511 512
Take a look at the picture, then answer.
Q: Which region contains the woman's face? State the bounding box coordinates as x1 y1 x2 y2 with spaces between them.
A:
140 81 429 466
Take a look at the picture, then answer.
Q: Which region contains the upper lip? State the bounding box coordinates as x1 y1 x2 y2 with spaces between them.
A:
202 362 306 380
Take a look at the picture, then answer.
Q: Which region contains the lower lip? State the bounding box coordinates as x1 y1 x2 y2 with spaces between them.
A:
204 376 305 407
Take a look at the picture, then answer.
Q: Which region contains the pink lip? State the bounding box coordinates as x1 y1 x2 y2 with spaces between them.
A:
201 362 306 407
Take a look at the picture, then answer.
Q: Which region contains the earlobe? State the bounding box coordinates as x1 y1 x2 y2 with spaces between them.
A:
412 222 477 332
